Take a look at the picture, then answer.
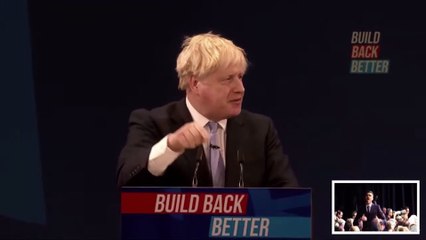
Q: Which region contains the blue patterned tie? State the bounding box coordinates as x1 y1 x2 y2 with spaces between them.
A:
207 122 225 187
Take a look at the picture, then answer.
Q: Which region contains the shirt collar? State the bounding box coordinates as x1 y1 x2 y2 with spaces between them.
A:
186 97 227 130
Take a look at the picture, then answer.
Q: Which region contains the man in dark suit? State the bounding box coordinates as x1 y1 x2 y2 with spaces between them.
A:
116 32 298 188
355 190 386 231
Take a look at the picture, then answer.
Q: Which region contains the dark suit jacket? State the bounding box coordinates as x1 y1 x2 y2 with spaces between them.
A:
116 99 298 187
355 204 386 231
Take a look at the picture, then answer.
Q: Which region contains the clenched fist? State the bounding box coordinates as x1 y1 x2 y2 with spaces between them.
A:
167 122 209 152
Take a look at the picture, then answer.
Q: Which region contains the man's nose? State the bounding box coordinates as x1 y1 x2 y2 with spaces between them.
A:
234 79 245 93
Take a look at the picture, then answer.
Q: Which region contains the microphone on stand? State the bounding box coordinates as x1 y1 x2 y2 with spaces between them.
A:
192 147 203 187
237 149 245 188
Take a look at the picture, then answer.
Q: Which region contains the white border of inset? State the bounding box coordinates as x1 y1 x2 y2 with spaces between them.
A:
331 180 420 235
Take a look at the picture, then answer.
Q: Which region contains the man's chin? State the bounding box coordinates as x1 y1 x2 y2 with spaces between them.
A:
227 108 242 118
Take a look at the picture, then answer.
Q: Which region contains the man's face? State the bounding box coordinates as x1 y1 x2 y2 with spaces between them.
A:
365 192 373 204
195 65 245 121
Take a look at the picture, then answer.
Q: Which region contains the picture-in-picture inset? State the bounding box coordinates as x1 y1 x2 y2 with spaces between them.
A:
332 180 420 235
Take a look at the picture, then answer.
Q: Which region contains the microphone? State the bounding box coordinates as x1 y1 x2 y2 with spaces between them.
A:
192 147 203 187
237 149 245 188
210 144 220 149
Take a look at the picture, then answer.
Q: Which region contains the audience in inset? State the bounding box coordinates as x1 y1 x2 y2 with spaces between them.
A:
334 210 345 231
334 194 418 232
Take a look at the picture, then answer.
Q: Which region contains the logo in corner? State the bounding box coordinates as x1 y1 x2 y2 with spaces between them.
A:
350 31 390 74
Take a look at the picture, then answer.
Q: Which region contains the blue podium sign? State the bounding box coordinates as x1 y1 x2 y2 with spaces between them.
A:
121 187 311 239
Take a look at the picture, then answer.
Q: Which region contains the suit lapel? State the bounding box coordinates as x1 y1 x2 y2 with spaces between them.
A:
225 115 246 187
171 98 193 126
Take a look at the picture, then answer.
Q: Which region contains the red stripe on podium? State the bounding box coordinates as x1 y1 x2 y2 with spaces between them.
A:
121 192 158 213
121 192 248 215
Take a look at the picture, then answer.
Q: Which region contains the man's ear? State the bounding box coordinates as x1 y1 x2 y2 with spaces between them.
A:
188 76 200 93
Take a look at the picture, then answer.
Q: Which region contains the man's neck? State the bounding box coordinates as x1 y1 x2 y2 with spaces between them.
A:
186 97 227 129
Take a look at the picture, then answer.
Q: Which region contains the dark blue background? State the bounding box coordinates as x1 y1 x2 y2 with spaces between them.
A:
1 0 425 239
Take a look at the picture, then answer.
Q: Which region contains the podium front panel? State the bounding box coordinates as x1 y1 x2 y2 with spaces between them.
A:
121 187 311 239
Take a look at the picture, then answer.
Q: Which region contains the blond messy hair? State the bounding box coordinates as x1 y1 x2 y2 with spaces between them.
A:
176 32 248 90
